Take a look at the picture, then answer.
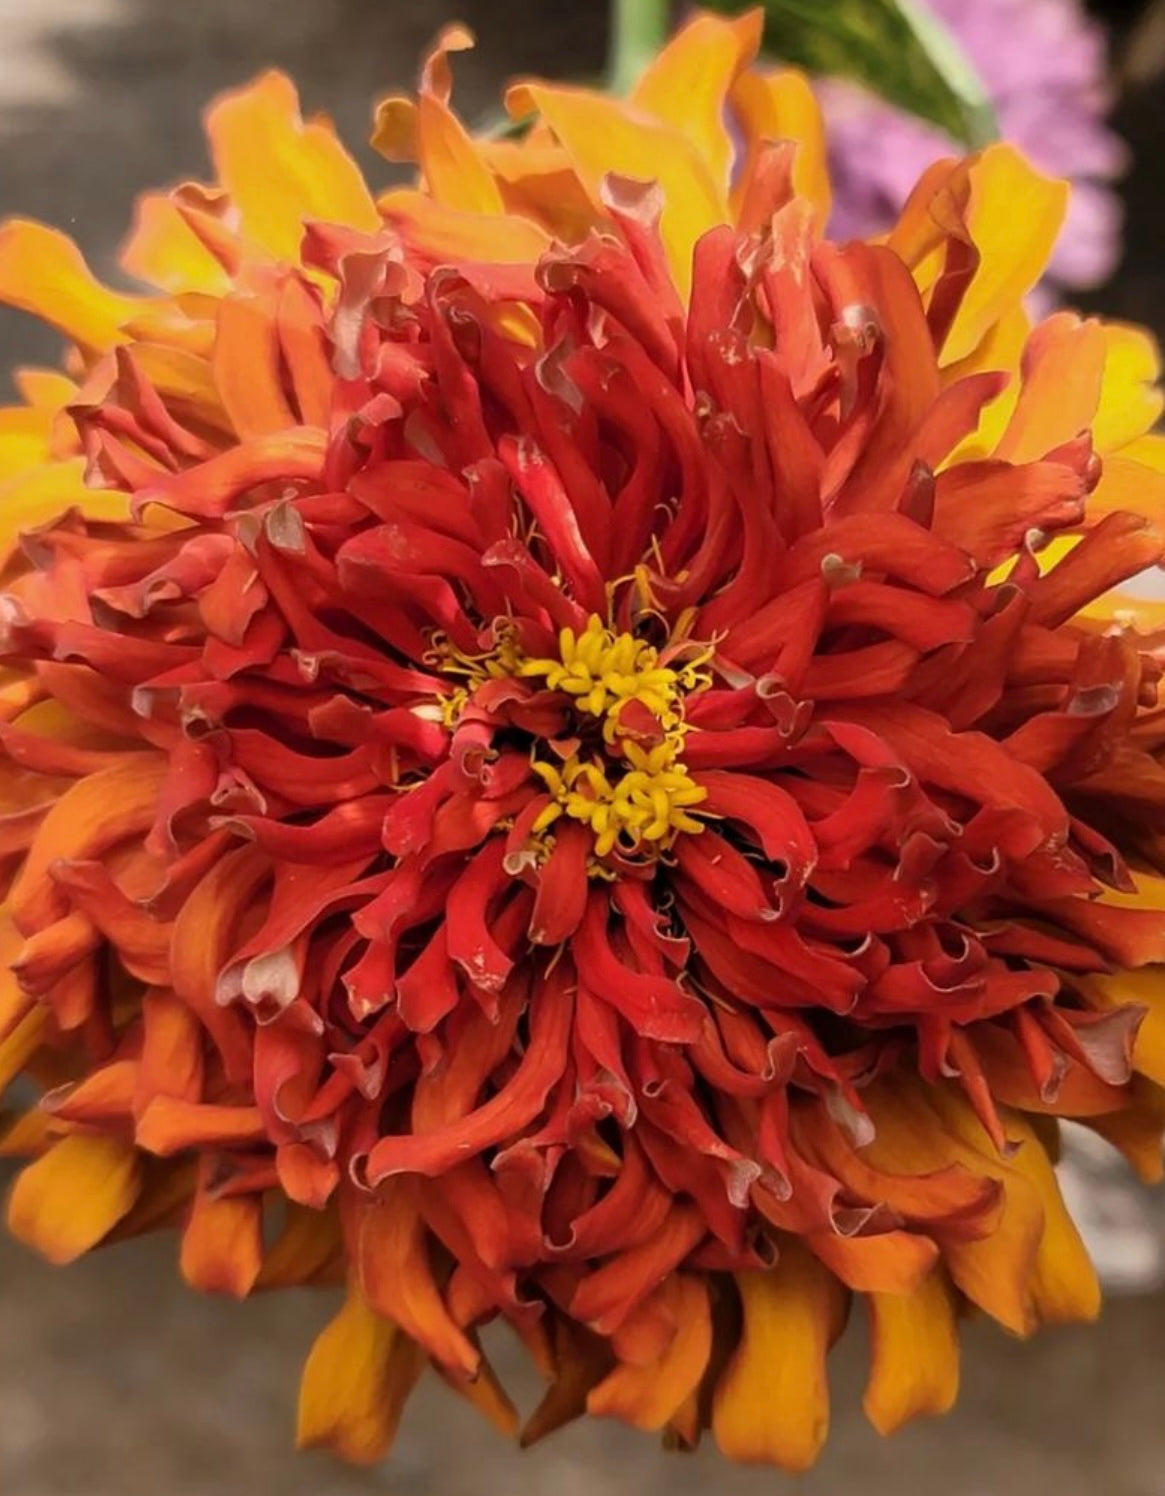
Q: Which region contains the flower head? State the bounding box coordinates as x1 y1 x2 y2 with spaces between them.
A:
818 0 1127 299
0 9 1164 1471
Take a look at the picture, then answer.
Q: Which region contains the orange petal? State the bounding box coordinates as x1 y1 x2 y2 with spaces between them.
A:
205 72 380 264
994 313 1106 465
352 1184 480 1377
504 81 725 300
809 1227 939 1294
180 1170 263 1298
522 1318 613 1446
632 11 763 191
43 1059 138 1126
296 1288 426 1464
587 1273 712 1431
8 756 169 934
170 846 266 1084
136 1097 266 1155
0 1107 54 1158
7 1133 142 1264
863 1270 960 1435
0 220 149 353
213 291 299 438
437 1355 520 1439
712 1244 845 1469
136 989 205 1110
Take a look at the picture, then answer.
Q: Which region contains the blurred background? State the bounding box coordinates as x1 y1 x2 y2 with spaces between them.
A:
0 1 1163 1492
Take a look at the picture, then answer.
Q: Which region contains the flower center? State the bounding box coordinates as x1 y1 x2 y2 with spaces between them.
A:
438 614 712 862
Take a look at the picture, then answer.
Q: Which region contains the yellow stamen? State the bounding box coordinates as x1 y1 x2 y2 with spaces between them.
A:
432 613 712 865
519 614 711 743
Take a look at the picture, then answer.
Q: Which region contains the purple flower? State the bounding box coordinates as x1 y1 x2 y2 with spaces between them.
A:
818 0 1127 298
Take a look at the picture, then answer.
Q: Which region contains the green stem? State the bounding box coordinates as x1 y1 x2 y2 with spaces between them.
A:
607 0 671 94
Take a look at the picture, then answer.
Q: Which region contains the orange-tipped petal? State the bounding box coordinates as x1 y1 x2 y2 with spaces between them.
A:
205 72 380 263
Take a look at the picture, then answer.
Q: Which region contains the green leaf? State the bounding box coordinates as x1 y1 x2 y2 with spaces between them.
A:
705 0 998 148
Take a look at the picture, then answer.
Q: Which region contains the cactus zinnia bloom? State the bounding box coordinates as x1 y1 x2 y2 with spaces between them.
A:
1 9 1165 1470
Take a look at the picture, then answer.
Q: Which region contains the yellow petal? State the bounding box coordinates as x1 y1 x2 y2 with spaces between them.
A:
13 368 77 411
1087 1076 1165 1184
0 1007 47 1092
414 94 505 215
7 1133 142 1264
864 1270 960 1435
891 148 1065 371
378 187 551 264
120 193 234 296
712 1244 844 1469
1080 967 1165 1087
928 1089 1100 1327
205 72 380 264
0 459 130 553
504 80 725 300
1002 1107 1100 1324
0 220 148 352
296 1289 425 1464
729 67 831 232
941 303 1031 460
1091 322 1164 454
1086 452 1165 530
632 11 763 191
944 147 1068 366
862 1080 1042 1335
1123 432 1165 473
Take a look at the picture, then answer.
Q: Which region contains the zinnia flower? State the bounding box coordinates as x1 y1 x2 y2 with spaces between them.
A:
819 0 1128 301
1 8 1165 1470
